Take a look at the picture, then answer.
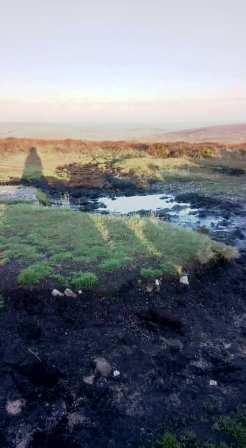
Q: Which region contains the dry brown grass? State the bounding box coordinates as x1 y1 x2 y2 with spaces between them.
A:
0 138 245 184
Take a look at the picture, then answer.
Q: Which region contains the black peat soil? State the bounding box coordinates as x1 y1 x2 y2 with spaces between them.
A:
0 253 246 448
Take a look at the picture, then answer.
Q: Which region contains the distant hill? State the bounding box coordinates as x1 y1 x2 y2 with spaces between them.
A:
161 123 246 143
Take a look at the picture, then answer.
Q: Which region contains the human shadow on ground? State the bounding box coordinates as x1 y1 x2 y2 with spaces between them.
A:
21 147 47 187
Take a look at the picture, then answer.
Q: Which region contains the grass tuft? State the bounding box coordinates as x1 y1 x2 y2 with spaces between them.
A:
17 262 53 286
140 267 163 279
71 272 98 289
157 433 181 448
36 189 50 206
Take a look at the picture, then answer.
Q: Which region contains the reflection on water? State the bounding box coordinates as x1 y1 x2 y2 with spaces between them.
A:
50 191 246 249
97 193 219 226
97 193 246 248
98 194 181 214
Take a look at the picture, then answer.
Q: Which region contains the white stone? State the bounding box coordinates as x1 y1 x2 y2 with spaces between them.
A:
83 374 96 385
180 275 189 286
146 284 153 293
68 412 86 432
64 288 77 298
113 370 121 377
51 289 64 297
94 357 112 377
209 379 218 387
6 399 26 416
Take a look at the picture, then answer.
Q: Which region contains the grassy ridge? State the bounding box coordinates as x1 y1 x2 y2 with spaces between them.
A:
0 204 237 288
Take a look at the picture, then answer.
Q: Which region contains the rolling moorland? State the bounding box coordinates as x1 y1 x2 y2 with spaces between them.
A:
0 136 246 448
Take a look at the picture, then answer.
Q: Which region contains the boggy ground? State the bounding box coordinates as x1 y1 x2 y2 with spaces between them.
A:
0 253 246 448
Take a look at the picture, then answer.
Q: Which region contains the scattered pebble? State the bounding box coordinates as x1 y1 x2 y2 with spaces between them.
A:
64 288 77 298
94 357 112 377
16 435 33 448
113 370 121 377
68 412 86 432
51 289 64 297
83 374 96 385
155 279 161 291
180 275 189 286
78 290 82 295
146 284 154 293
6 399 26 416
209 379 218 387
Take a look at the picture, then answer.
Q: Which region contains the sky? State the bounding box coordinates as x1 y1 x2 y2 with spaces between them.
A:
0 0 246 127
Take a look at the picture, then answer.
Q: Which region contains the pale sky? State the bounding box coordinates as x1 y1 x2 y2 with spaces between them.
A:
1 0 246 126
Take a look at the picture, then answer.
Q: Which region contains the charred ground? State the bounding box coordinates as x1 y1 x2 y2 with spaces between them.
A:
0 254 246 448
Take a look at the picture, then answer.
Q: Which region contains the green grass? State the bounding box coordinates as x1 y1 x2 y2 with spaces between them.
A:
218 414 246 447
140 267 164 279
36 189 50 206
17 262 53 286
71 272 98 289
0 204 238 288
157 433 181 448
152 412 246 448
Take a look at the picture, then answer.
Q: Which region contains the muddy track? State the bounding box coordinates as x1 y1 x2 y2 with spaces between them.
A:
0 253 246 447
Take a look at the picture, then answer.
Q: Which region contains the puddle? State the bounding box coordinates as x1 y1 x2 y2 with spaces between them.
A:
97 194 179 214
50 191 246 249
97 193 246 249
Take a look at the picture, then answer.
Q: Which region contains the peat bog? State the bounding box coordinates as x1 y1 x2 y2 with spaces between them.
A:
0 139 246 447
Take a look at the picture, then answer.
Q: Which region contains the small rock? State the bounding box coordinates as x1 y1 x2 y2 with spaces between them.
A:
78 290 82 295
64 288 77 298
6 399 26 416
146 284 154 293
190 359 210 372
51 289 64 297
67 412 86 432
167 392 181 408
161 337 184 352
209 379 218 387
94 357 112 377
16 436 32 448
180 275 189 286
113 370 121 377
46 399 67 431
155 279 161 292
83 374 96 385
